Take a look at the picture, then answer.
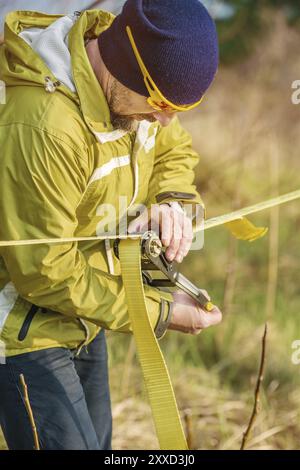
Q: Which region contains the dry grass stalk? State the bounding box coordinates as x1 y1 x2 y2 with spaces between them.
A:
19 374 40 450
183 409 194 450
265 137 280 320
223 221 238 316
219 123 249 317
240 324 268 450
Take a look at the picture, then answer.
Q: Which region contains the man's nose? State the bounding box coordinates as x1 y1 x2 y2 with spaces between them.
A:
152 111 177 126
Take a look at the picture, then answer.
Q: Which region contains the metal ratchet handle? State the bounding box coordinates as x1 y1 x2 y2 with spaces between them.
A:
140 232 215 312
172 272 214 312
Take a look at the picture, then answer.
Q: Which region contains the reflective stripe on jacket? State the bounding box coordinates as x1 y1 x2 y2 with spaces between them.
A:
0 10 204 356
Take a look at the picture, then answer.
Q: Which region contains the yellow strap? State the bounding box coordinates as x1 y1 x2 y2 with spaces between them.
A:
119 238 188 450
0 189 298 449
0 233 140 247
116 190 300 449
224 218 268 242
201 189 300 232
0 189 298 247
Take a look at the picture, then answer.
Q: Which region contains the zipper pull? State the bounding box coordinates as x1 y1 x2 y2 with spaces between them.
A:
44 76 61 93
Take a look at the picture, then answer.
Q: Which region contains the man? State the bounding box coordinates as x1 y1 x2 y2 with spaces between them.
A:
0 0 222 450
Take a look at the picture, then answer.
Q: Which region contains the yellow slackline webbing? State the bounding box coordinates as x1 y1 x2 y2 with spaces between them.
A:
119 238 188 450
0 189 299 449
0 189 299 247
115 189 300 450
0 232 139 247
201 189 300 233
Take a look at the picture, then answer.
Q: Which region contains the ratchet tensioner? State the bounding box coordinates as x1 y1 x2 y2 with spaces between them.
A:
114 231 214 312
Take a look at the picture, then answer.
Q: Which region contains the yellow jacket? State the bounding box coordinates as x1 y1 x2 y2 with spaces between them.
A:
0 10 204 357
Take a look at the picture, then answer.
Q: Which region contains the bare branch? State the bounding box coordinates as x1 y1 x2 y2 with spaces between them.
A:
183 409 194 450
240 323 268 450
19 374 40 450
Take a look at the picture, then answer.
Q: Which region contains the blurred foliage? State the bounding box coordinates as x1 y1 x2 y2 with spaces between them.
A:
217 0 300 63
107 13 300 447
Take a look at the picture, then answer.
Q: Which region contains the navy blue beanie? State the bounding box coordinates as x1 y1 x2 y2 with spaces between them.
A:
98 0 219 106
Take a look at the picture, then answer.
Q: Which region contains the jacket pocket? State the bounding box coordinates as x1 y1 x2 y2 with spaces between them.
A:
18 304 40 341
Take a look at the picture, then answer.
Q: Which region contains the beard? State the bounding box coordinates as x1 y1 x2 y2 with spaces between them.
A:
110 111 156 132
108 78 156 132
109 110 139 132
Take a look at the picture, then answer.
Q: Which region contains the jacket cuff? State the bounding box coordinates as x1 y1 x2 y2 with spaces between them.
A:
144 286 173 332
154 192 206 221
154 298 174 340
155 191 197 204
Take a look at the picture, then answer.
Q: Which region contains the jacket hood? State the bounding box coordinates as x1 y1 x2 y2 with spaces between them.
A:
0 9 117 132
18 13 78 93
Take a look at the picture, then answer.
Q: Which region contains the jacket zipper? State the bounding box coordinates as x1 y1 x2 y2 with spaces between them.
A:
18 304 39 341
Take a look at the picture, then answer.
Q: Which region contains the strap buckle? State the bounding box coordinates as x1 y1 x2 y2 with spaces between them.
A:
115 231 213 311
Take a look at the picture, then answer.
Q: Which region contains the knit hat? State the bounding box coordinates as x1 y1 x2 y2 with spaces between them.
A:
98 0 219 106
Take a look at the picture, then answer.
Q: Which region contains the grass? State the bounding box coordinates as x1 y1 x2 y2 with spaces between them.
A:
1 10 300 451
108 364 300 450
107 12 300 450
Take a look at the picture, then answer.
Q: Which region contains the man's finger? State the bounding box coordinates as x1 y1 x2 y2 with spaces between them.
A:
161 206 173 247
178 215 193 260
166 208 182 261
198 306 222 328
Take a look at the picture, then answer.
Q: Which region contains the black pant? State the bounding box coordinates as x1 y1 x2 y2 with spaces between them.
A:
0 330 112 450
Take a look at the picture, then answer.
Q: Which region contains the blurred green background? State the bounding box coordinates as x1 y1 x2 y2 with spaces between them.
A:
1 0 299 451
106 0 300 450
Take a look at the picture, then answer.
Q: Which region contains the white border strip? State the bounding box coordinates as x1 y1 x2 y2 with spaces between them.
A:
88 155 130 185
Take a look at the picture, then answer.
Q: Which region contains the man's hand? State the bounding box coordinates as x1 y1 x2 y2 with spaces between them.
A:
169 290 223 335
127 206 222 335
127 203 193 263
